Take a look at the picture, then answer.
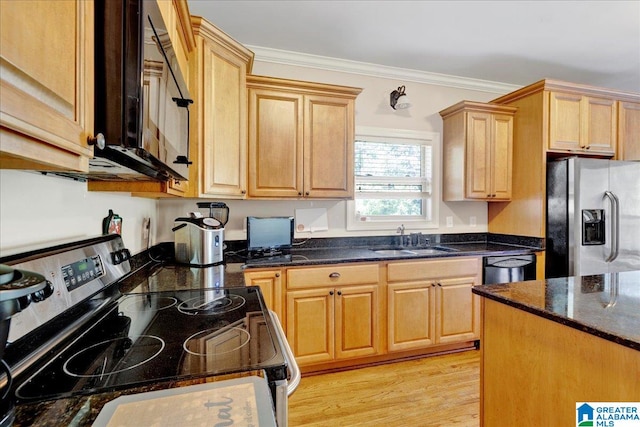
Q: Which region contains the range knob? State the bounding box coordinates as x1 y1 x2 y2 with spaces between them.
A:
31 281 54 303
110 248 132 265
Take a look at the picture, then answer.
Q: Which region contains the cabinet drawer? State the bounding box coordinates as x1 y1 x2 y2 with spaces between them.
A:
387 257 480 282
287 264 379 289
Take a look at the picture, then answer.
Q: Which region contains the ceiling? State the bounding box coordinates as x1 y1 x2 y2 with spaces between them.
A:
188 0 640 93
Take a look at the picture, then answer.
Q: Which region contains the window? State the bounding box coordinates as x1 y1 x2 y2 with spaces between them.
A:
347 127 440 231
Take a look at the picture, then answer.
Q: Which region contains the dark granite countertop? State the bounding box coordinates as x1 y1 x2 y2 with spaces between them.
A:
118 261 246 293
472 270 640 351
241 242 538 269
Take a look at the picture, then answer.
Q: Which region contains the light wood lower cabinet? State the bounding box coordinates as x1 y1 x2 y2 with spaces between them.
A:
285 264 381 366
387 257 481 352
480 298 640 425
243 269 283 321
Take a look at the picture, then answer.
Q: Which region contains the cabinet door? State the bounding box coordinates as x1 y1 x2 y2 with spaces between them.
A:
200 38 248 197
248 89 304 197
387 282 436 352
335 285 380 359
618 101 640 161
304 95 354 198
584 96 616 154
286 288 334 365
490 113 513 200
465 112 492 199
1 0 94 171
435 277 480 344
548 92 583 151
549 92 616 155
244 269 283 320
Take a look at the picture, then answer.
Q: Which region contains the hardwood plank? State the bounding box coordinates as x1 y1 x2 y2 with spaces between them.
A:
289 350 479 426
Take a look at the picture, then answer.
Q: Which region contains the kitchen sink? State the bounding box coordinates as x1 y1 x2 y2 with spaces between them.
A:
372 249 418 256
371 246 459 256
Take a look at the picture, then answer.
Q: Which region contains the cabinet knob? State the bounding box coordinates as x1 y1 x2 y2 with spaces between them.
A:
329 272 341 279
305 191 310 196
88 133 106 150
329 290 334 296
275 273 280 277
337 290 342 296
241 190 246 194
298 192 302 196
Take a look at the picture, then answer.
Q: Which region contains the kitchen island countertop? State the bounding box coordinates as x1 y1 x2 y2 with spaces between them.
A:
472 270 640 351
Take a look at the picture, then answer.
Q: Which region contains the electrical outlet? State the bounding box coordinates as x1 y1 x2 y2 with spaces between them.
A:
446 216 454 227
470 216 477 227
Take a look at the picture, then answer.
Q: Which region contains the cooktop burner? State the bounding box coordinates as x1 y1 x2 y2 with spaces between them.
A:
12 287 286 403
63 335 165 378
119 295 178 312
177 292 245 316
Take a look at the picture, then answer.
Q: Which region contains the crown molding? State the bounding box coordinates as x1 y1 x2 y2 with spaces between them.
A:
246 45 520 94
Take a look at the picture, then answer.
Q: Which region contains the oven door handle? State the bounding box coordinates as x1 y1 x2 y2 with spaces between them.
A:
269 310 300 396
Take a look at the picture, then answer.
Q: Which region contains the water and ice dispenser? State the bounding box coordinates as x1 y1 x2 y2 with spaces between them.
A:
582 209 605 245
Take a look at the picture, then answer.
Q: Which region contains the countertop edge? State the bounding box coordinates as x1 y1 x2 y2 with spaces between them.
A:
472 286 640 352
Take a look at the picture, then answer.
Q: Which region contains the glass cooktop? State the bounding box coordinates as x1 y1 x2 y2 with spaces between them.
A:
13 287 286 403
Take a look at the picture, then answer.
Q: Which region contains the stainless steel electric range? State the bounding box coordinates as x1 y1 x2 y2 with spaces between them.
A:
0 235 298 426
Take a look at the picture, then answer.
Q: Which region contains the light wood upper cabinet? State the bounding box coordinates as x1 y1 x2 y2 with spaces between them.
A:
188 17 254 198
286 263 380 366
440 101 516 201
548 91 617 155
618 101 640 161
488 79 640 243
386 257 481 352
247 75 361 199
0 0 94 172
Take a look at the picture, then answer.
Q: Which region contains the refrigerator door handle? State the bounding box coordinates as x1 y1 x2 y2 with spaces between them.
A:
603 191 620 262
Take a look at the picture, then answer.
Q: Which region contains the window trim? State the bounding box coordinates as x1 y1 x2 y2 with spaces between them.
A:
347 126 441 232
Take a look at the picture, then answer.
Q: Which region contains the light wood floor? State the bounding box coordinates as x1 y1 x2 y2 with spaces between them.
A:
289 350 480 427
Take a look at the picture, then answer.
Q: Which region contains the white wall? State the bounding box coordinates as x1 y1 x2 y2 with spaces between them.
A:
157 59 505 243
0 170 158 256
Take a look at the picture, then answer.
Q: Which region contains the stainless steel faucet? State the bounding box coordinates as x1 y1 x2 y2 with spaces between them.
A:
397 224 406 246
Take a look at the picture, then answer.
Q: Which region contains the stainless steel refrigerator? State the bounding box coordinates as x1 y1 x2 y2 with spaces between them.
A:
546 157 640 278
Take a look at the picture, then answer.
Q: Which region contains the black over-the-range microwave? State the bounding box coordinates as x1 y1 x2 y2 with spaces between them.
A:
63 0 192 182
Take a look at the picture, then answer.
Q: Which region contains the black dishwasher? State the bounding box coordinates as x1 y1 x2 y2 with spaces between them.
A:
483 255 536 284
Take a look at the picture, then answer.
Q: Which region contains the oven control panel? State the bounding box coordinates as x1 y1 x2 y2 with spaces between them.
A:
62 255 105 292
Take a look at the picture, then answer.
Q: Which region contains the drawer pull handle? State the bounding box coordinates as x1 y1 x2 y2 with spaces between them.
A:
329 272 341 279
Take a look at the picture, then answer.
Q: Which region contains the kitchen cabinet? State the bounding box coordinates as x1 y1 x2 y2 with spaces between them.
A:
548 91 617 155
440 101 517 201
618 101 640 161
285 263 381 366
247 75 362 199
0 0 95 172
186 17 254 198
488 79 640 247
243 268 283 321
387 257 481 352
